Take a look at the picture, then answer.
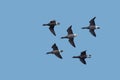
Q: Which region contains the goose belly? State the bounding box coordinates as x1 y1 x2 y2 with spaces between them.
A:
90 26 96 29
67 34 75 38
52 50 59 53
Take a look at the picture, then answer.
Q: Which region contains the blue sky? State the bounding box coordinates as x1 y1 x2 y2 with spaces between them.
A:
0 0 120 80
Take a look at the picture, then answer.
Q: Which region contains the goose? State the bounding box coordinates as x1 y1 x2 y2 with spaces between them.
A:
47 43 63 59
61 25 77 47
72 50 91 64
82 17 100 37
43 20 60 36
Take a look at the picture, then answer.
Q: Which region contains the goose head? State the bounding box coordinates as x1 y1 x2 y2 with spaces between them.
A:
56 22 60 25
59 50 63 53
96 26 100 29
87 54 91 58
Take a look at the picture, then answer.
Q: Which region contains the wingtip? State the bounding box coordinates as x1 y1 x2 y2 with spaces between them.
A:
54 34 56 36
71 45 76 48
58 56 63 59
60 57 63 59
73 46 76 48
52 32 56 36
93 35 96 37
72 44 76 48
69 25 72 28
51 33 56 36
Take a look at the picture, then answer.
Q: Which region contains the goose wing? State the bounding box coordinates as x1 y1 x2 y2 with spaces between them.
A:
80 58 86 64
55 53 62 59
49 27 56 36
89 29 96 37
89 17 96 26
52 43 58 50
50 20 56 24
81 50 87 56
67 25 73 35
68 38 76 47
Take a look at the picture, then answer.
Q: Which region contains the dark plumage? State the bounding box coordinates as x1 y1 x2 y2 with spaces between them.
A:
89 17 96 26
43 20 60 36
47 43 63 59
81 17 100 37
72 50 91 64
61 25 77 47
89 17 97 37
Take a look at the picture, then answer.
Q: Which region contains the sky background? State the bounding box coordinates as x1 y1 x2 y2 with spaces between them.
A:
0 0 120 80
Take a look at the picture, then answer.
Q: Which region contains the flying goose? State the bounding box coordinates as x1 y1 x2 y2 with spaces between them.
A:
72 50 91 64
61 25 77 47
47 43 63 59
43 20 60 36
82 17 100 37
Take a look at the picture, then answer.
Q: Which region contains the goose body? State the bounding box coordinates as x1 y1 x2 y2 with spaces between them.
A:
61 25 77 47
43 20 60 36
72 50 91 64
47 43 63 59
82 17 100 37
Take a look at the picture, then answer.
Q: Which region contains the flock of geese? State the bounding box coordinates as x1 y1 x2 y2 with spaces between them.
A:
43 17 100 64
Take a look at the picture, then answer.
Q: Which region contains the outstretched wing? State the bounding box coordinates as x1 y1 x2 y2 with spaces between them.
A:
52 43 58 50
67 25 73 35
55 53 62 59
68 38 76 47
89 29 96 37
50 20 56 24
89 17 96 26
81 50 87 56
49 27 56 36
80 58 86 64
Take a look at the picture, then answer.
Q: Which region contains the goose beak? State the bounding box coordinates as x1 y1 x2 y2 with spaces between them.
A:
88 54 91 58
96 26 100 29
61 50 63 52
